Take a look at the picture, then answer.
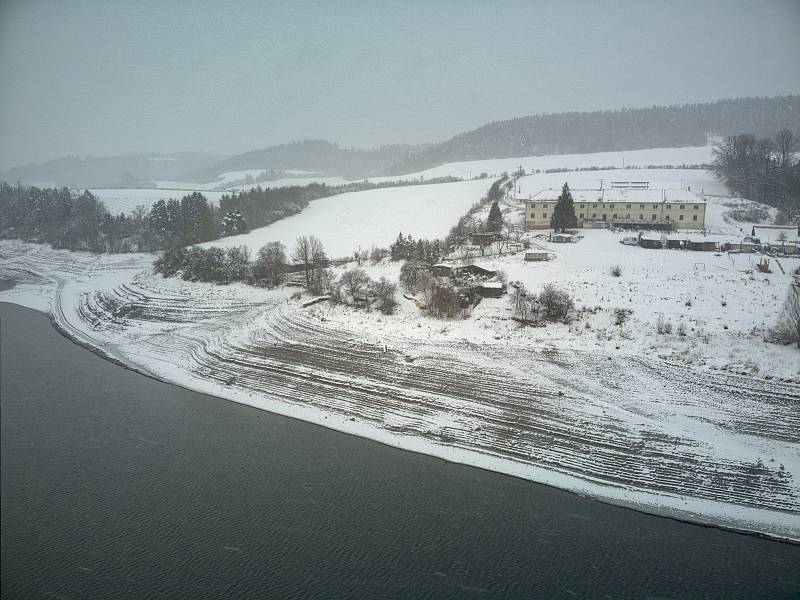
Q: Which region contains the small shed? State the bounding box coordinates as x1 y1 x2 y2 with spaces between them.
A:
551 233 574 243
431 263 452 277
479 281 504 298
667 237 687 250
739 241 760 253
471 232 501 246
525 251 549 262
639 236 663 249
687 239 716 252
455 264 497 278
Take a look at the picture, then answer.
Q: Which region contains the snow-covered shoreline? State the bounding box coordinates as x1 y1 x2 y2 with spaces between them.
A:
1 239 798 542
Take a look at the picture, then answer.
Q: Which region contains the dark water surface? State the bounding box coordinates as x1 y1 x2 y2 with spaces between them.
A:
1 302 798 599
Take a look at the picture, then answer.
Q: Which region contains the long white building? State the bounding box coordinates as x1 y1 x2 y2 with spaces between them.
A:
523 183 707 230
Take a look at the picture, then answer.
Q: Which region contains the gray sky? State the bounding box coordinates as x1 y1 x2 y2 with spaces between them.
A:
1 0 799 171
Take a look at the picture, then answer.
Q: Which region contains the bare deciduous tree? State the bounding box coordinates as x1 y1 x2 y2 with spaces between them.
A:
253 241 286 287
770 284 800 347
371 277 398 314
339 268 371 301
292 235 324 289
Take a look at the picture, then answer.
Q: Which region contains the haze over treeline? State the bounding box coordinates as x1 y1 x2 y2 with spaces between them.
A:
3 96 799 188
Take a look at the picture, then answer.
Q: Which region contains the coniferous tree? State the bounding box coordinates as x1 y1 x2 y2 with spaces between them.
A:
486 200 503 232
550 183 578 232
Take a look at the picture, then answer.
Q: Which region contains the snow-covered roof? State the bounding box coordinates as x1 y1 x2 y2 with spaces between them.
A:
525 188 705 204
752 226 798 243
481 281 503 289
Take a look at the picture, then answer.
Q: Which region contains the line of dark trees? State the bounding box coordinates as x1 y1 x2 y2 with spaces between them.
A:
0 175 463 253
0 183 222 252
709 130 800 222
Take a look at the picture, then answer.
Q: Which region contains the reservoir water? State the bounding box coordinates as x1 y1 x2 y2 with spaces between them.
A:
1 302 798 599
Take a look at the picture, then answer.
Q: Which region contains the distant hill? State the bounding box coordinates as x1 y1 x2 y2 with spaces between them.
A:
182 140 433 182
5 95 798 187
383 95 800 175
0 152 227 189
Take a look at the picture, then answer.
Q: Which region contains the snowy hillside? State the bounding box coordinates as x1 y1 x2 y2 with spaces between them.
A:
372 146 715 182
203 180 491 258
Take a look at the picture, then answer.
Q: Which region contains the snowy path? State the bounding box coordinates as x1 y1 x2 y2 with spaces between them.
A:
1 241 798 541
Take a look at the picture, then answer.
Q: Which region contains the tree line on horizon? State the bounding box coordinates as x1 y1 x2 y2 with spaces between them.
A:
385 96 800 176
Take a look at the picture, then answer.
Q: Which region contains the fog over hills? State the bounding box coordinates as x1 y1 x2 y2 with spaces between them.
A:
3 95 798 188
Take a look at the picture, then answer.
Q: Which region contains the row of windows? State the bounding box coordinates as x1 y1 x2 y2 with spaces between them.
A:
531 202 701 209
533 212 699 221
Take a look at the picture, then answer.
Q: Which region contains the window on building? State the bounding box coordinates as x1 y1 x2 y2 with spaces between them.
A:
679 215 684 221
626 213 631 219
612 214 618 219
679 204 684 209
693 215 698 221
579 213 584 219
608 203 614 209
639 204 644 209
665 216 670 221
694 204 699 209
639 214 644 220
543 213 547 219
592 213 597 219
666 205 671 209
652 204 658 209
592 204 597 208
626 204 631 208
652 214 657 220
580 204 584 208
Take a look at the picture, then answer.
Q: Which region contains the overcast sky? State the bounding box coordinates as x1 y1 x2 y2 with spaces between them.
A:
1 0 799 171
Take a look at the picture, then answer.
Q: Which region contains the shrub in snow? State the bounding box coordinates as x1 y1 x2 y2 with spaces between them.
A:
610 264 622 277
677 320 687 337
327 282 343 305
400 260 428 293
538 284 574 323
421 280 461 319
339 268 371 303
614 308 632 326
769 285 800 347
369 246 388 263
371 277 398 315
656 315 673 334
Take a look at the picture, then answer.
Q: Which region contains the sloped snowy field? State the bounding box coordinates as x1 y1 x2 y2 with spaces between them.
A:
202 179 492 259
99 145 715 215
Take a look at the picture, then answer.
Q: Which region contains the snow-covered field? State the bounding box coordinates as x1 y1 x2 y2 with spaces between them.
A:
99 145 716 217
203 179 491 259
91 188 226 215
4 148 799 541
372 145 715 182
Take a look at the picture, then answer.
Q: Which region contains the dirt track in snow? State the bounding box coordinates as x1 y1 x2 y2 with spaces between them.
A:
1 242 799 538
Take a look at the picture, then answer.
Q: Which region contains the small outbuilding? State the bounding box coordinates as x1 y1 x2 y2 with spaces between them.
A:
666 237 687 250
525 251 549 262
687 239 716 252
639 236 663 249
431 263 453 277
551 233 574 243
455 264 497 278
479 281 504 298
